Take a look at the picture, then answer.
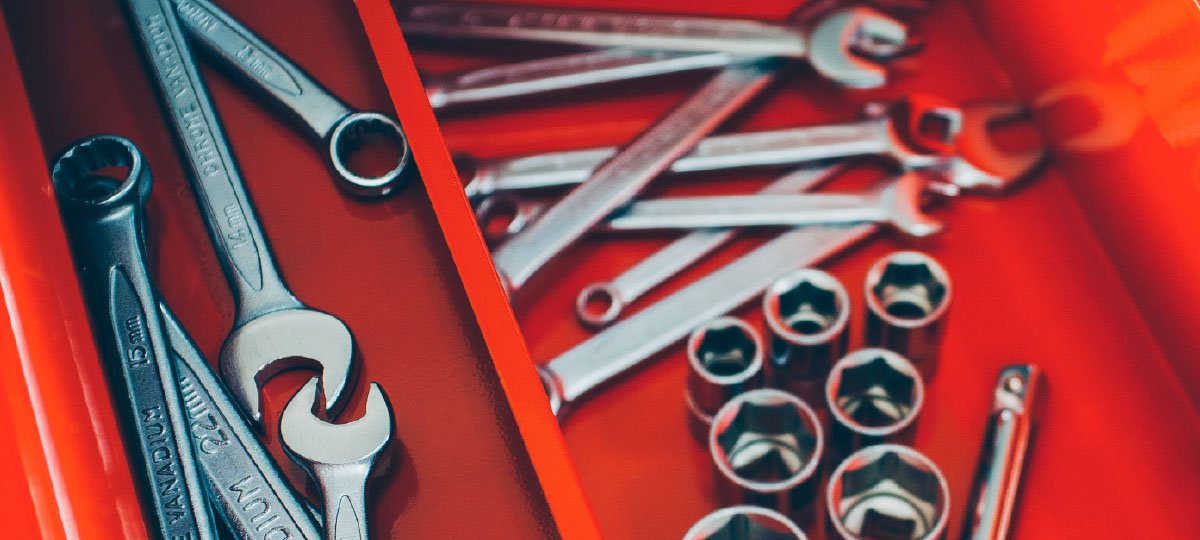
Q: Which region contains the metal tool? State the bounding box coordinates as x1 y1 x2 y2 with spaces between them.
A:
172 0 412 197
426 48 735 110
826 445 950 540
461 97 960 202
492 60 779 295
577 165 838 327
597 171 944 237
825 349 924 457
162 305 323 540
683 506 808 540
402 4 910 88
864 251 951 377
709 389 824 523
538 127 1044 419
763 269 850 391
123 0 355 426
51 135 216 540
962 364 1043 540
686 317 765 439
280 378 394 540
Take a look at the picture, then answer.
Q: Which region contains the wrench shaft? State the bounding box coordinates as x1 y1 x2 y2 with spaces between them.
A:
602 192 881 231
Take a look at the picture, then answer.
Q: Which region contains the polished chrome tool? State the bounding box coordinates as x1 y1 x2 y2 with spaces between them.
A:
172 0 412 196
51 135 216 540
962 364 1043 540
709 389 824 523
826 445 950 540
763 268 850 392
161 305 323 539
492 60 779 295
683 506 809 540
402 4 910 88
686 317 766 439
825 349 925 456
280 378 394 540
123 0 355 426
864 251 952 377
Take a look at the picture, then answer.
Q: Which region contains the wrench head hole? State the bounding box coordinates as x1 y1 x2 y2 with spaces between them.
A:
329 112 413 197
683 506 805 540
688 318 762 381
764 269 850 345
576 283 624 327
866 252 950 326
710 390 822 490
827 445 949 540
826 350 923 433
51 135 148 209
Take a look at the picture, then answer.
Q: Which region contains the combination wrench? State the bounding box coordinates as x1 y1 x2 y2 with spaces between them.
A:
122 0 355 426
403 4 910 89
172 0 412 197
162 305 323 540
460 97 960 203
51 135 216 540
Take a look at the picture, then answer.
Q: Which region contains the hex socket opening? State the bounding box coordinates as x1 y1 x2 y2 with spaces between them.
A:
826 349 924 436
710 389 823 492
826 445 950 540
684 506 808 540
865 251 950 327
689 318 763 383
764 269 850 345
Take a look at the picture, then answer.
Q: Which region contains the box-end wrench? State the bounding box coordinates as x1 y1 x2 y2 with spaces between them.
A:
492 60 780 296
161 305 323 540
280 378 394 540
425 48 736 110
598 172 946 237
460 96 960 203
962 364 1043 540
171 0 413 197
123 0 355 426
540 144 1047 418
576 164 841 327
51 135 216 540
403 4 910 89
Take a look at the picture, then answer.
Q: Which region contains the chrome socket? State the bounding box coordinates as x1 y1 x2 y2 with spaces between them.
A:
864 251 951 378
762 268 850 395
684 506 808 540
825 349 925 457
826 444 950 540
709 389 824 524
687 317 766 439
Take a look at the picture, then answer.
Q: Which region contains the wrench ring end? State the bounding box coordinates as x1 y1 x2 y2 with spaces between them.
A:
576 282 626 328
537 366 566 418
328 112 414 198
51 134 150 211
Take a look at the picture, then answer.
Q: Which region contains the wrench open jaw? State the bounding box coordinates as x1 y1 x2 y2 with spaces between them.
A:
940 102 1048 193
221 310 355 426
807 8 912 89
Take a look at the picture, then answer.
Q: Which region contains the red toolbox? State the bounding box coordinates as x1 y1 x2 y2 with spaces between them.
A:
3 0 1200 538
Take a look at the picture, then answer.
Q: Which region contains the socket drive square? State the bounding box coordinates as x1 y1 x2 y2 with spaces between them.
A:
864 251 951 378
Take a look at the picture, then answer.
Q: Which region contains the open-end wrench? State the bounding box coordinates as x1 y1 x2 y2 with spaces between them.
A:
492 60 780 295
425 48 736 110
576 164 841 327
461 97 961 203
541 147 1046 418
281 378 394 540
123 0 355 426
161 305 323 539
403 4 910 88
171 0 413 197
598 171 944 237
51 135 216 540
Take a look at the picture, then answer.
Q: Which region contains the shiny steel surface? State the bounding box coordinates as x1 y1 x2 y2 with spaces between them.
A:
122 0 355 425
864 251 952 377
762 268 850 388
685 317 766 436
826 445 950 540
172 0 412 196
683 506 808 540
825 348 925 456
280 378 394 540
50 135 216 540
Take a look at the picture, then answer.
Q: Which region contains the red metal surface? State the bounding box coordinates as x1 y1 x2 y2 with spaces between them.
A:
0 0 573 538
399 0 1200 538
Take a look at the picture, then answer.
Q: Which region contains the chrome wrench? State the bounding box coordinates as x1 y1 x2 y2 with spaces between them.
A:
576 164 841 327
123 0 354 426
51 135 216 540
172 0 412 197
403 4 909 88
162 305 323 540
461 98 961 202
492 60 780 295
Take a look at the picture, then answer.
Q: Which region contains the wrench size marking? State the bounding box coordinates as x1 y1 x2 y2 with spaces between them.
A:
179 375 230 454
124 315 150 367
